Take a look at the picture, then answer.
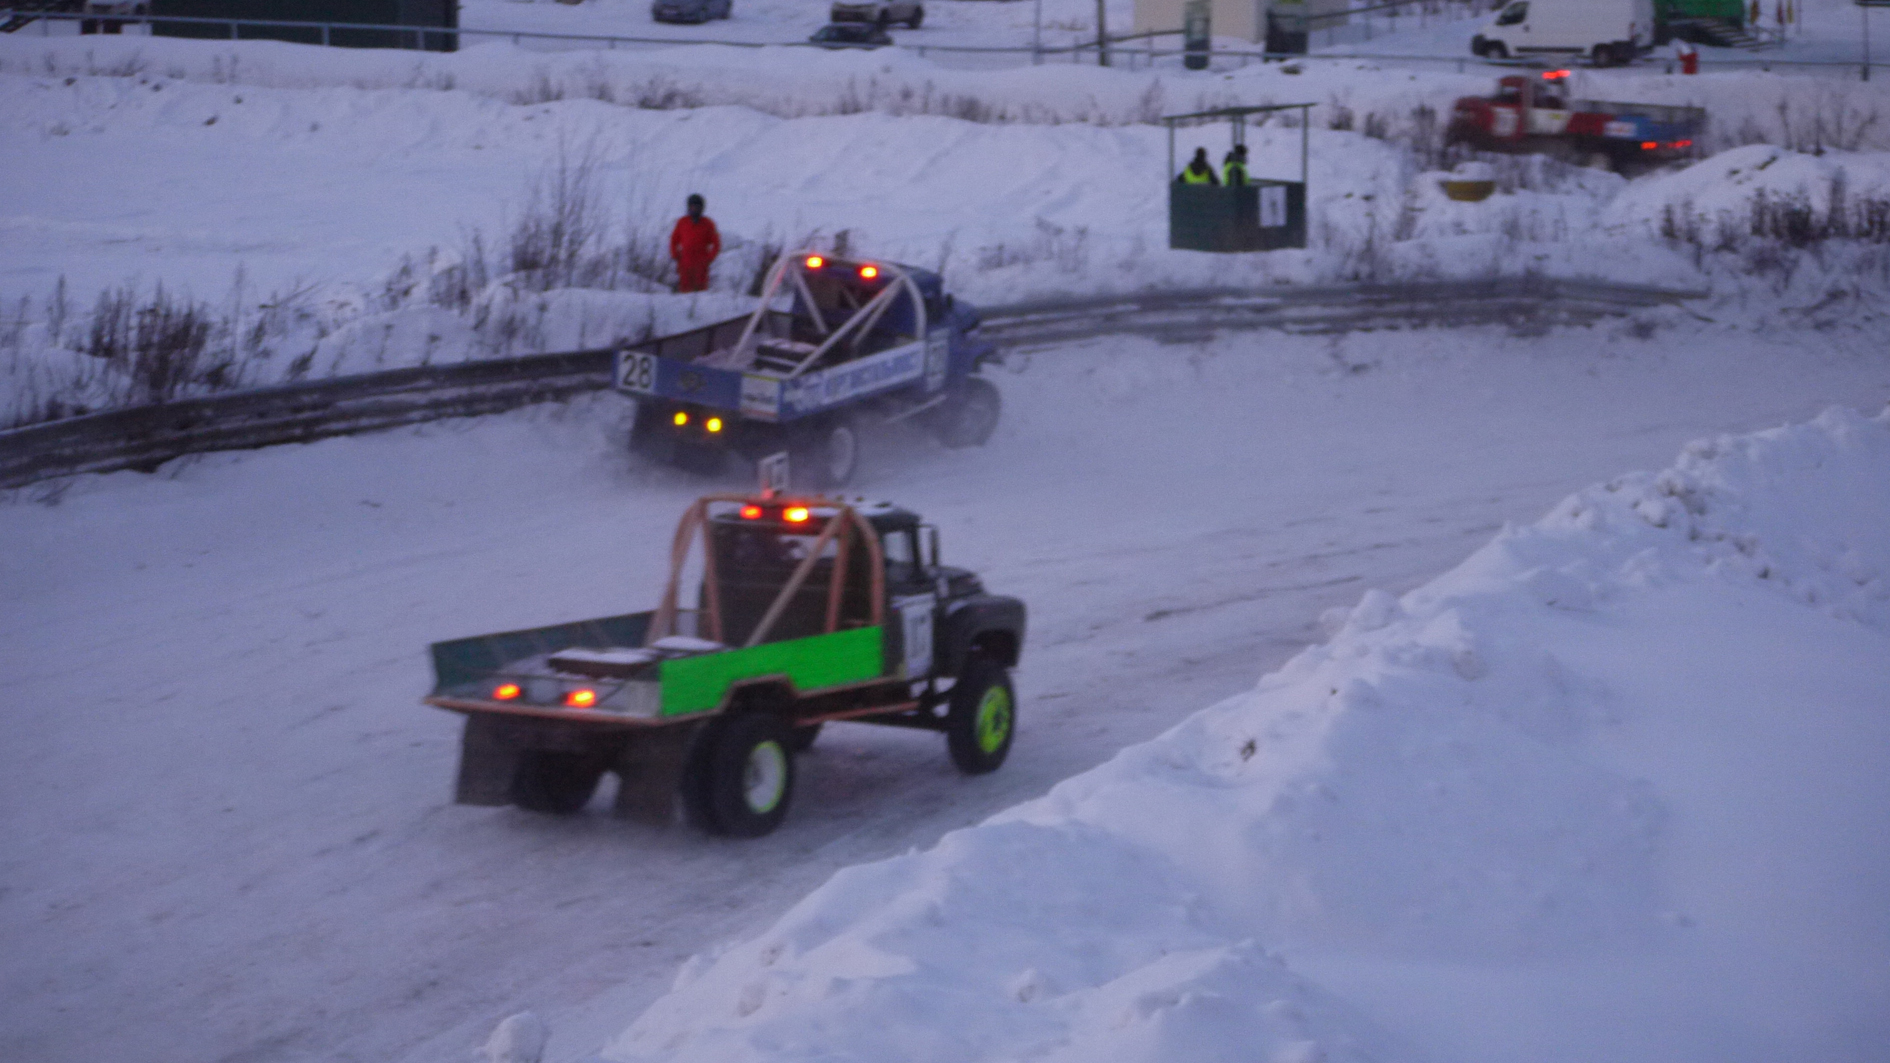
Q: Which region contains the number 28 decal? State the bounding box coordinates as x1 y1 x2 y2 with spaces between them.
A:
618 352 657 393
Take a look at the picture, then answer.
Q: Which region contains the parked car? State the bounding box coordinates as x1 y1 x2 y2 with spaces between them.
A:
808 21 893 46
1470 0 1653 64
831 0 923 27
652 0 730 24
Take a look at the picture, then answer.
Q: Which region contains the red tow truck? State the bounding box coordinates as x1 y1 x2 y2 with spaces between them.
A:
1446 69 1704 171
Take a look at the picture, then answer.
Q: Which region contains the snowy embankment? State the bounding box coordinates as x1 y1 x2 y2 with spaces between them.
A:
601 407 1890 1063
5 30 1890 431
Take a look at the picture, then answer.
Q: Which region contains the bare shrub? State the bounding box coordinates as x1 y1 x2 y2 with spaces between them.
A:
975 218 1090 273
85 284 219 405
508 137 613 292
511 69 566 106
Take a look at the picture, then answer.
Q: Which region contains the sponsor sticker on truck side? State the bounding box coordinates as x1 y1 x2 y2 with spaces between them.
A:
781 342 925 417
741 373 781 419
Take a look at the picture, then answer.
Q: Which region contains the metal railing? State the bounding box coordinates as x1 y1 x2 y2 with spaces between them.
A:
0 7 1875 76
0 278 1704 491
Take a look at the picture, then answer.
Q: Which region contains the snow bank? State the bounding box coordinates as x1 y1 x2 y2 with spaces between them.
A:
602 406 1890 1063
1607 143 1890 238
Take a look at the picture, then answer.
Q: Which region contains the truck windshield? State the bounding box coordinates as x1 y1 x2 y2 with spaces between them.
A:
1496 1 1526 24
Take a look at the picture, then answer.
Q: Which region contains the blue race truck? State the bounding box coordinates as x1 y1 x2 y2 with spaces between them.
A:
617 253 1001 487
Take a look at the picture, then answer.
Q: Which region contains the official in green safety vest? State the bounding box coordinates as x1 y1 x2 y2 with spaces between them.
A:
1177 147 1220 185
1222 144 1250 187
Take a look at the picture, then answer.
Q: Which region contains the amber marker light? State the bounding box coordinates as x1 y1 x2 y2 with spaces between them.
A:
565 689 598 708
492 683 522 701
706 416 724 433
805 254 825 269
672 410 689 426
784 506 810 523
740 504 763 519
859 264 879 280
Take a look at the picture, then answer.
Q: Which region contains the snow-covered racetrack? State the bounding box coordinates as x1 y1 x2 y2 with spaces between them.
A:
2 319 1884 1063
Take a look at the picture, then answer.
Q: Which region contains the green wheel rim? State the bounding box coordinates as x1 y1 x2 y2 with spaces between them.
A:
743 740 788 814
974 686 1012 754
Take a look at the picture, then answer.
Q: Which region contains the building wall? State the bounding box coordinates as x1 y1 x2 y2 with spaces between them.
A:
1133 0 1345 45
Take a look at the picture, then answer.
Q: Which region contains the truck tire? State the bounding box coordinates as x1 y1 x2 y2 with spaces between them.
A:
694 714 796 837
787 722 823 752
511 752 606 814
933 377 1001 449
946 658 1015 775
1485 41 1508 59
794 417 860 489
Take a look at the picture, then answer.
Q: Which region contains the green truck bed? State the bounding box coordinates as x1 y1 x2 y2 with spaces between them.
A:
427 611 889 723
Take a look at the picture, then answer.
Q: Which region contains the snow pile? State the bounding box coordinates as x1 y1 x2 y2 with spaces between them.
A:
1607 143 1890 238
602 406 1890 1063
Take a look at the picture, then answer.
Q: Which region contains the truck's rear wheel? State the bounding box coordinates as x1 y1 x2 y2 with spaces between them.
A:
793 417 860 489
693 714 796 837
946 658 1015 775
511 752 606 814
933 377 1001 449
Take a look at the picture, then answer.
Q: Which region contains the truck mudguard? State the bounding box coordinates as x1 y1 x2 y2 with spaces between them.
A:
937 595 1026 676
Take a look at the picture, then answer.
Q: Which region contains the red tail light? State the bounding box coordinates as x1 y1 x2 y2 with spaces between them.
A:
859 265 879 280
740 504 763 519
805 255 825 269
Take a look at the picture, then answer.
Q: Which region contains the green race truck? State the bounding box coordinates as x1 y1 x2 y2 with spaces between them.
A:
424 492 1026 837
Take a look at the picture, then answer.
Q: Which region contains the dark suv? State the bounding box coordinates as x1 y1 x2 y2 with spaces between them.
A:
809 21 893 47
653 0 730 24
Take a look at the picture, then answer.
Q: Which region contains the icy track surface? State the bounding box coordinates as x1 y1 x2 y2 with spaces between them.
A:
607 408 1890 1063
1 322 1885 1063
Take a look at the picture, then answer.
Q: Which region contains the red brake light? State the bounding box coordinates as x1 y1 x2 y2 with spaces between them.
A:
784 506 810 523
805 255 825 270
740 504 763 519
1641 141 1657 150
493 683 521 701
565 689 597 708
859 264 879 280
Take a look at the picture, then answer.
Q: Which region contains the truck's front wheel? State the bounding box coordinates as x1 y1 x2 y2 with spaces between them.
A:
511 752 606 814
946 658 1015 775
692 714 797 837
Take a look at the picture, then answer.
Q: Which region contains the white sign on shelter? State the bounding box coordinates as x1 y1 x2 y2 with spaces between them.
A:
1259 185 1287 228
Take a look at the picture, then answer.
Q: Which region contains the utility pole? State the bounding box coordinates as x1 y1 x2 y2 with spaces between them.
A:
1095 0 1111 66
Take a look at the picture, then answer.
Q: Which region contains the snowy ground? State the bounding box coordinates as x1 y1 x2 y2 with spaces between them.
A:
2 319 1885 1063
607 404 1890 1063
3 3 1890 1062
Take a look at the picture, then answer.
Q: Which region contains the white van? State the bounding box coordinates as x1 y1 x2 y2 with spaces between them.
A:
1470 0 1654 65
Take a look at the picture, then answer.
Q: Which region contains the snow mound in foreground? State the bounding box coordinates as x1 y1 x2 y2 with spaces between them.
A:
603 407 1890 1063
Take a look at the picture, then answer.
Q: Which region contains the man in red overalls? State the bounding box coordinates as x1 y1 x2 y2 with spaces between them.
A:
669 194 720 293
